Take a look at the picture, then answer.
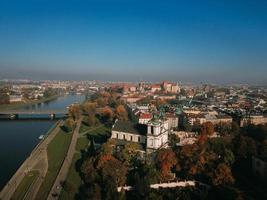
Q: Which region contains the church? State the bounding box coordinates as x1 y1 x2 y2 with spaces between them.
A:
111 118 169 153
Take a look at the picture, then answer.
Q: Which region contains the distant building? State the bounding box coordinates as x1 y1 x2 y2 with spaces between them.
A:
241 115 267 127
9 95 23 103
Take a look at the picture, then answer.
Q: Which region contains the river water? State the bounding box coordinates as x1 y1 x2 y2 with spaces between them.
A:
0 94 85 189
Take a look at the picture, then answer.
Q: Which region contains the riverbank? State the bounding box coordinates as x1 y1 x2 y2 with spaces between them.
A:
0 120 63 200
0 95 60 111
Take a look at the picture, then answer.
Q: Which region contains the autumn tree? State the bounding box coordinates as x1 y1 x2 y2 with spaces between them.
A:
115 105 128 121
211 163 234 186
156 149 177 180
101 139 116 155
101 106 113 122
68 104 81 121
102 158 127 186
96 97 107 107
87 114 96 127
64 118 75 132
201 121 214 136
83 102 96 115
121 143 142 165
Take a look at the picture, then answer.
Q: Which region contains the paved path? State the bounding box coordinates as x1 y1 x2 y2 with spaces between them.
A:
47 119 82 200
0 121 63 200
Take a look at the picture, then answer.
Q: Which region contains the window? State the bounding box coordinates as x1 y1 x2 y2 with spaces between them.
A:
123 135 126 140
138 136 140 142
116 133 118 139
130 136 133 141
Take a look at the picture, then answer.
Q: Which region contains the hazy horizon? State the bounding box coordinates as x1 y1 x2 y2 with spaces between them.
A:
1 0 267 84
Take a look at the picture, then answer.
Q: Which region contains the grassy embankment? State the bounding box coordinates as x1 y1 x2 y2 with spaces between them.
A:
59 119 110 200
35 127 73 200
11 170 39 200
0 95 60 111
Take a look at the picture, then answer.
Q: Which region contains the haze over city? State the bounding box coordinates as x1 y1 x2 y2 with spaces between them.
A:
1 0 267 83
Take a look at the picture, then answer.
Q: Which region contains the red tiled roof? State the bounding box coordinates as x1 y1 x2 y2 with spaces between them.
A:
139 113 152 119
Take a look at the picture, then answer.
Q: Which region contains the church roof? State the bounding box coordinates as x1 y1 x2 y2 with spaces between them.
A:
112 120 147 135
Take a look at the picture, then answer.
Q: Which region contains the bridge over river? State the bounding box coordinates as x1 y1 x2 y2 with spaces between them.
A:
0 109 68 120
0 109 68 115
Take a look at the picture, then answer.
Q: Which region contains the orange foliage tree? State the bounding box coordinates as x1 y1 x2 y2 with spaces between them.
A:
156 149 177 180
115 105 128 121
101 106 113 122
212 163 235 186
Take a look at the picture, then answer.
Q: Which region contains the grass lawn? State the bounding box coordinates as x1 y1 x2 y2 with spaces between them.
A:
76 137 90 152
59 153 82 200
12 170 39 200
35 129 73 200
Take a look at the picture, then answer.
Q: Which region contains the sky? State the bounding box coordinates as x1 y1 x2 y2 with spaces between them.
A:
0 0 267 84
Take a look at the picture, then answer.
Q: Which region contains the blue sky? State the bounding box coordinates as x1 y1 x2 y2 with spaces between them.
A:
0 0 267 83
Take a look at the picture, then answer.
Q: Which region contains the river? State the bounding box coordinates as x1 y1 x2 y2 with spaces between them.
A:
0 94 85 189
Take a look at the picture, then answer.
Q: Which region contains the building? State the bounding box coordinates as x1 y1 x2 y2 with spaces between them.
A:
9 95 23 103
138 113 152 124
111 119 169 153
165 113 179 129
241 115 267 127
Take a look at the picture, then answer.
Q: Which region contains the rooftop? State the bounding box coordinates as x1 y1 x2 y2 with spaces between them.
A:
112 120 147 135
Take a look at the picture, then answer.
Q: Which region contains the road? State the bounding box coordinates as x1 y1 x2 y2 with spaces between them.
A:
47 119 82 200
0 121 63 200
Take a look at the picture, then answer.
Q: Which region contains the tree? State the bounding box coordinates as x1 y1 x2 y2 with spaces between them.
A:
97 154 128 187
121 143 142 165
156 149 177 180
115 105 128 121
96 97 107 107
64 118 75 132
101 139 116 155
201 122 214 136
168 134 180 150
212 163 234 186
83 102 96 115
68 104 81 121
101 106 113 122
87 114 96 127
233 135 257 159
0 87 10 104
231 122 240 136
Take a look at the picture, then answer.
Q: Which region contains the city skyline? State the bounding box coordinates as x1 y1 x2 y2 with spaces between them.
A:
1 0 267 84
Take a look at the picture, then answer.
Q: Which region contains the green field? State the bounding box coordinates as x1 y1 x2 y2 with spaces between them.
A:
12 170 39 200
76 136 90 152
35 129 73 200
